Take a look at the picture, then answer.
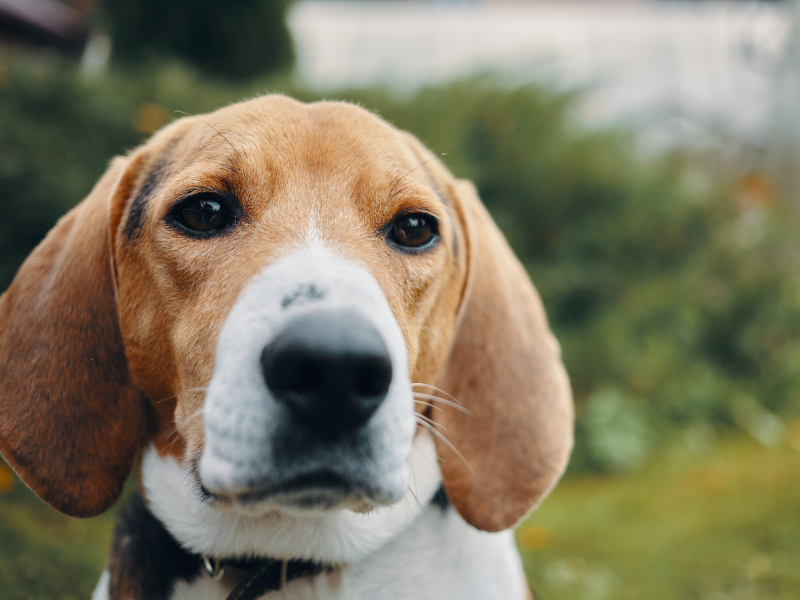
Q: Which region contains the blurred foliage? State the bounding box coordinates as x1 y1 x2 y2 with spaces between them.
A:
95 0 294 80
2 57 800 477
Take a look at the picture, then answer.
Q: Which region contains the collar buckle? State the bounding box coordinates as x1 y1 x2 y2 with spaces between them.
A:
203 556 225 581
278 559 288 591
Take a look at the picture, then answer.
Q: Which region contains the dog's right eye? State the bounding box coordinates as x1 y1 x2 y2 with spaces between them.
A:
172 194 232 234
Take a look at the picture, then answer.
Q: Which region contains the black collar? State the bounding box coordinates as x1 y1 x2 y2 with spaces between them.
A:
204 555 333 600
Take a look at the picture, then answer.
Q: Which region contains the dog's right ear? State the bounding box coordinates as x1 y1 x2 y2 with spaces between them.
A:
0 157 147 518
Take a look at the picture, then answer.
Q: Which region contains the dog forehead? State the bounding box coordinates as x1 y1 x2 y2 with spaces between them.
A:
154 95 409 174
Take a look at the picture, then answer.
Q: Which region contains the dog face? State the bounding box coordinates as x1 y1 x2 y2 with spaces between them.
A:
113 98 466 517
0 96 572 538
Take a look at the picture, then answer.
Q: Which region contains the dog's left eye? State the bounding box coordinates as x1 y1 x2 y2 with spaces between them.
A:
172 194 231 234
391 214 437 249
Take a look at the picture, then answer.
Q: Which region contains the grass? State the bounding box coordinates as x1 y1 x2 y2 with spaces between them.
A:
518 434 800 600
1 435 798 599
0 471 134 600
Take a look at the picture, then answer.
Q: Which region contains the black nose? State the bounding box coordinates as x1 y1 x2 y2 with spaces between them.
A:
261 312 393 434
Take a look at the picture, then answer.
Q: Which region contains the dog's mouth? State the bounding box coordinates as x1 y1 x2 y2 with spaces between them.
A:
239 469 356 509
199 467 365 512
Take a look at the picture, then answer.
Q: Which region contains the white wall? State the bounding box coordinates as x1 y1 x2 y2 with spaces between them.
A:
288 1 788 145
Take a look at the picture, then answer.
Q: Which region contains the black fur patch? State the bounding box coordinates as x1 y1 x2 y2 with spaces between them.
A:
431 484 449 511
281 283 325 309
107 491 203 600
123 154 170 241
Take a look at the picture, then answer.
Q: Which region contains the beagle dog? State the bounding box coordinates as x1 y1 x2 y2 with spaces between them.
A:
0 95 573 600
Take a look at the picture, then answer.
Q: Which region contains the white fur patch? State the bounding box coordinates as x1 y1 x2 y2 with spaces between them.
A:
143 429 441 563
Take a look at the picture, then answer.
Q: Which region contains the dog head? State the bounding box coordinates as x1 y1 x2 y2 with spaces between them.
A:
0 95 572 535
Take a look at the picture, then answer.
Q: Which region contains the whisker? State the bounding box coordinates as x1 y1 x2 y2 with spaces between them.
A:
414 400 443 413
264 510 282 532
419 325 445 343
411 383 461 405
154 407 206 457
389 158 437 199
412 393 471 415
175 110 242 162
156 424 179 441
408 461 430 522
407 486 429 522
156 387 207 404
414 413 446 433
177 407 205 428
414 419 474 474
162 428 188 457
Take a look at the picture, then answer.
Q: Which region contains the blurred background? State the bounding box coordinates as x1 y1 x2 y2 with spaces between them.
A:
1 0 799 598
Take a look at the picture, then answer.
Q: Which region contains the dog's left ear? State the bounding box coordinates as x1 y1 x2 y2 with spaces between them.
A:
434 178 574 533
0 157 147 518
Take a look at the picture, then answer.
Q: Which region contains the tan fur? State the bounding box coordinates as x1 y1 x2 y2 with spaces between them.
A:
0 159 146 517
0 95 572 530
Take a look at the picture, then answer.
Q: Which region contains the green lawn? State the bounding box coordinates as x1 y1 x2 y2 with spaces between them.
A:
1 435 798 600
518 436 800 600
0 469 133 600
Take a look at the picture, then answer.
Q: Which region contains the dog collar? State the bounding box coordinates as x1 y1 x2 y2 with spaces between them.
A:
203 555 334 599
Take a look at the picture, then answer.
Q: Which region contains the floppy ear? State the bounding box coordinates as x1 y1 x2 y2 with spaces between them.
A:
434 180 573 532
0 157 147 518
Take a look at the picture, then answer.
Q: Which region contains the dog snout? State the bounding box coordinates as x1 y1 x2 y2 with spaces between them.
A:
261 311 393 435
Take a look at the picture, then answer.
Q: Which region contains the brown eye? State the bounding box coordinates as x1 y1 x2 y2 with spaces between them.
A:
392 214 436 249
174 195 230 233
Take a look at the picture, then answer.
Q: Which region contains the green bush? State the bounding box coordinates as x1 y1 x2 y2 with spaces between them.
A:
0 59 281 287
1 60 798 473
95 0 294 80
